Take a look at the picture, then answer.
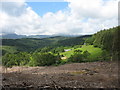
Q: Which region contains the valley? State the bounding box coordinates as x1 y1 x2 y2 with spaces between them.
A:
1 26 119 89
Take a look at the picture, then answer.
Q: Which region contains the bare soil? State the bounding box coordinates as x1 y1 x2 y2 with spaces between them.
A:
1 61 119 89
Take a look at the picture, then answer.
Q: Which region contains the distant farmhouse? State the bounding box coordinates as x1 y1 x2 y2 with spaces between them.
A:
64 49 72 52
84 43 86 45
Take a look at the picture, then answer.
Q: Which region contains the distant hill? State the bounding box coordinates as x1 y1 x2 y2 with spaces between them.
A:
1 34 26 39
2 35 92 52
1 33 85 39
1 34 53 39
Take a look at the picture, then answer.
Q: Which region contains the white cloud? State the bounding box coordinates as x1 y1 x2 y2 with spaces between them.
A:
66 0 118 18
0 2 43 35
0 1 26 16
0 0 118 35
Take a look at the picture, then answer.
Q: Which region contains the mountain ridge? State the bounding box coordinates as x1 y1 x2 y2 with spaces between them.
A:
1 33 90 39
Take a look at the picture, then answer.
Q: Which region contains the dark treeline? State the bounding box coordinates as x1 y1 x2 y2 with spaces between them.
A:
2 36 89 52
85 26 120 60
112 26 120 60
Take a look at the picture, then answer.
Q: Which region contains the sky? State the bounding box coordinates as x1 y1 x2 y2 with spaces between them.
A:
27 2 69 16
0 0 118 35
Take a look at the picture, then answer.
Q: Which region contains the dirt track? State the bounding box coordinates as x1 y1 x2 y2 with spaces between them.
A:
1 61 119 89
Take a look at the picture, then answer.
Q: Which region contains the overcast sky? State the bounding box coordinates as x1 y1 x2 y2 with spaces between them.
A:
0 0 118 35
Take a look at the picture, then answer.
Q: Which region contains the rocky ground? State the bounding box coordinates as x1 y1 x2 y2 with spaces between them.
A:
1 61 119 89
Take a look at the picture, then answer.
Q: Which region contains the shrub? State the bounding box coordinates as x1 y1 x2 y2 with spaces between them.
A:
99 50 111 61
83 50 91 58
2 52 31 67
30 53 61 66
68 53 84 63
68 50 91 63
74 50 82 53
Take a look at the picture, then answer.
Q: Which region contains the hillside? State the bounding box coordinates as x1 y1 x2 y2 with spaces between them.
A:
2 26 119 68
2 35 91 52
1 26 119 89
60 45 102 61
85 26 119 60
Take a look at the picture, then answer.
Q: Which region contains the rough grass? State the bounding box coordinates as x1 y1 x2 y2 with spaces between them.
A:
60 45 103 61
79 45 103 61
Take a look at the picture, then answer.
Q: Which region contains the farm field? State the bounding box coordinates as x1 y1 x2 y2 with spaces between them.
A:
60 45 103 61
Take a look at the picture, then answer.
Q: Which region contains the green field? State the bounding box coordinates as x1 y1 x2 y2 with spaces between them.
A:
60 45 103 61
1 45 103 61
